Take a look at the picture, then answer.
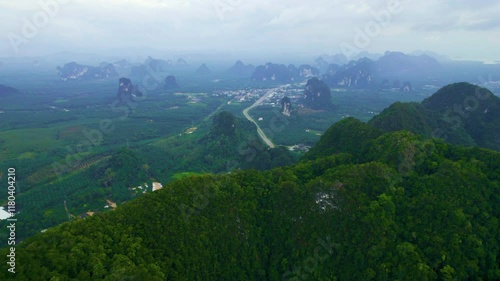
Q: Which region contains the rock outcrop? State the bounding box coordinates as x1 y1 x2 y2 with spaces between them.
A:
196 64 212 76
57 62 118 81
164 75 179 90
281 96 292 116
117 78 142 104
303 78 333 110
251 63 319 83
322 51 441 89
226 60 255 77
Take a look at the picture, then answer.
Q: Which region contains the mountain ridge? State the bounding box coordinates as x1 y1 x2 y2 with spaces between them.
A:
370 82 500 151
322 51 441 89
56 62 119 81
1 82 499 280
3 111 499 280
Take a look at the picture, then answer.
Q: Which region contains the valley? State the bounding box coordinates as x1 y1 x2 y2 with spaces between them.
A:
0 69 435 243
0 51 499 280
2 0 500 279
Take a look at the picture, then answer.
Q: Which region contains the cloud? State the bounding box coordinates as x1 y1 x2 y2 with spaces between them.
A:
0 0 498 62
409 0 500 32
412 12 500 32
344 2 371 14
267 6 323 26
441 0 500 10
462 18 500 31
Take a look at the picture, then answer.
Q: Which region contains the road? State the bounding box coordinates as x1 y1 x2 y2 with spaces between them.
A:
242 90 276 149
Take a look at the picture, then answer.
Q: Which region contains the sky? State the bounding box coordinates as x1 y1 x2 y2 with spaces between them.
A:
1 0 500 62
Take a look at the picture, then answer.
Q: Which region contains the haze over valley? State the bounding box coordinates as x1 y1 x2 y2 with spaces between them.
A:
1 0 500 280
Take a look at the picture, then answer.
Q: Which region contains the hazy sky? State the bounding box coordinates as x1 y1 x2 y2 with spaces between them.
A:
1 0 499 62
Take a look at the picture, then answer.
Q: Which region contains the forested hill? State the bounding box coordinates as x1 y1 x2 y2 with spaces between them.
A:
369 82 500 151
2 118 499 280
176 110 296 172
0 111 297 247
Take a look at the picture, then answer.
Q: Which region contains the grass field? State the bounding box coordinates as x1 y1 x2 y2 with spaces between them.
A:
0 128 60 160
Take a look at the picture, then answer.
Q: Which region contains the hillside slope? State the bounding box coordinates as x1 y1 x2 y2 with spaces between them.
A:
369 82 500 151
2 118 499 280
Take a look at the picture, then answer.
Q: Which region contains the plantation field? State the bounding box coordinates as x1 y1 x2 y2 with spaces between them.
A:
0 72 437 245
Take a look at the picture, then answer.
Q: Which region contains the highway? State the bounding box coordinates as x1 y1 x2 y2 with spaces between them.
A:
242 90 276 149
